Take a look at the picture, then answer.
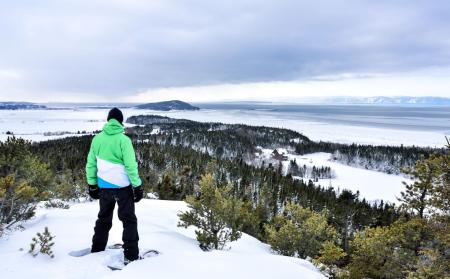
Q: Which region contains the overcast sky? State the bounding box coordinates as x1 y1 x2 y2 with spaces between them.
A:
0 0 449 102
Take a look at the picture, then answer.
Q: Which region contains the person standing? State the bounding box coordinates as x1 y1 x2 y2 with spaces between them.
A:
85 107 144 263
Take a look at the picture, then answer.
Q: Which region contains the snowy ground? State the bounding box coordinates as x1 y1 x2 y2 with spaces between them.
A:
0 108 447 147
0 200 325 279
0 109 130 142
258 149 408 203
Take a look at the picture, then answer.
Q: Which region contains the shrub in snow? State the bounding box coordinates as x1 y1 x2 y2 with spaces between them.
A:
44 199 70 209
347 219 427 279
0 137 52 235
51 169 86 202
29 227 55 258
178 172 243 250
265 203 338 259
313 241 347 278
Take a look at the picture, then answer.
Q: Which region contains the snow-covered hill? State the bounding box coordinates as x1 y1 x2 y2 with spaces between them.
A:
0 200 325 279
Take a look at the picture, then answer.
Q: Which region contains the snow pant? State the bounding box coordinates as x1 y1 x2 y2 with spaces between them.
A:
91 186 139 261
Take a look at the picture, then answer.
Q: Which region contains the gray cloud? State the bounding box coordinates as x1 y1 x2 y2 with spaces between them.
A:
0 0 449 98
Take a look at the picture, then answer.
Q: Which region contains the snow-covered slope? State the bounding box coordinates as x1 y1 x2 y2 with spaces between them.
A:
0 200 325 279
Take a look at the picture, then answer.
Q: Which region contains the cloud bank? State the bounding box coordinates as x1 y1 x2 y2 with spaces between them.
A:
0 0 449 101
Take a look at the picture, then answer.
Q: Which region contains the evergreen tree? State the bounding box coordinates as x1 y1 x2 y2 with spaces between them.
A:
178 165 194 199
265 203 338 259
157 172 176 200
429 138 450 217
178 172 243 250
348 218 428 279
407 139 450 279
314 241 347 278
0 137 52 234
399 155 440 218
29 227 55 258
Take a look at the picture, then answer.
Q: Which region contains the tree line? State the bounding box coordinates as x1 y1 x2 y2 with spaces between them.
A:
127 115 440 175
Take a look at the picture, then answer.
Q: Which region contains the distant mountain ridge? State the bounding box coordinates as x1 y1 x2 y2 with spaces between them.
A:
135 100 200 111
319 96 450 105
0 102 46 110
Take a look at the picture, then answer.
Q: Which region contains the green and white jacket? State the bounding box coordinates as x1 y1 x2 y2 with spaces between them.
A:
85 119 142 188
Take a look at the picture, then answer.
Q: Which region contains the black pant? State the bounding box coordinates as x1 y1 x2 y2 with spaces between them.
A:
91 186 139 260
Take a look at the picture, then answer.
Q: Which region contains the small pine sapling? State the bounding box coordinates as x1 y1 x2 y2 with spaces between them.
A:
178 172 243 250
29 227 55 258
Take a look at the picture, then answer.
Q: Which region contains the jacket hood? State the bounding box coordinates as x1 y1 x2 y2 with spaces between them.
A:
103 119 124 135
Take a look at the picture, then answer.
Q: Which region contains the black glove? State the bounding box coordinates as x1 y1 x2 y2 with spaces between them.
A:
88 184 99 200
132 186 144 203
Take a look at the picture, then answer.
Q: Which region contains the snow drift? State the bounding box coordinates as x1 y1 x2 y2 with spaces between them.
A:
0 200 325 279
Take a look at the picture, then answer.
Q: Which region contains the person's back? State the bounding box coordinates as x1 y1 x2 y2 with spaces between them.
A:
85 108 144 263
87 117 141 189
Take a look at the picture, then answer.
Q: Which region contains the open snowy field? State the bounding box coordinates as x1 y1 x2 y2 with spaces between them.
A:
258 150 408 203
0 108 447 147
0 109 128 142
0 200 324 279
298 153 408 203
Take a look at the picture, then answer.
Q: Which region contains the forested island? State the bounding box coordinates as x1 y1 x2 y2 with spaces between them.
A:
135 100 200 111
